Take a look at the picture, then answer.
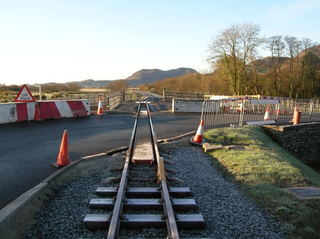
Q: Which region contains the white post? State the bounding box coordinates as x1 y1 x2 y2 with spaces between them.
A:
39 85 42 101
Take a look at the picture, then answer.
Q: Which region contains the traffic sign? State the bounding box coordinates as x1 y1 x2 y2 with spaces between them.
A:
14 84 36 102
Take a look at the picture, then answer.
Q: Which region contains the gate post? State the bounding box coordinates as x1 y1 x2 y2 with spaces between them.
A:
162 88 165 101
239 100 245 126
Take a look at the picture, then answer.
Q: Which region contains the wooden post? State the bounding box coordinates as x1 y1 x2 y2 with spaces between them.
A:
122 91 125 103
162 88 165 101
106 97 110 110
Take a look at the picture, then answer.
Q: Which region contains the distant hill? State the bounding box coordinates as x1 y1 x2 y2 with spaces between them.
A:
125 67 197 86
61 67 197 88
71 79 113 88
252 56 289 73
148 45 320 97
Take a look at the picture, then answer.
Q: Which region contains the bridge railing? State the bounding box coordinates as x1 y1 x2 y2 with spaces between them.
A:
202 98 320 127
91 91 138 111
163 90 208 100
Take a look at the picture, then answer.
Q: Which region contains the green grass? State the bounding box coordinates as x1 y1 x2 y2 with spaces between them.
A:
204 126 320 239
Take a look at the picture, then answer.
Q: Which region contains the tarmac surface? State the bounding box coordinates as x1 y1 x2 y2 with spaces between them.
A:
0 112 201 209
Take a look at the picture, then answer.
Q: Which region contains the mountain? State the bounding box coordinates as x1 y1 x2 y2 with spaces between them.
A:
70 79 113 88
124 67 197 86
252 56 289 73
58 67 197 88
148 45 320 97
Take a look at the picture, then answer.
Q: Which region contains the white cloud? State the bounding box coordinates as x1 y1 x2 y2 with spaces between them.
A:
269 0 320 20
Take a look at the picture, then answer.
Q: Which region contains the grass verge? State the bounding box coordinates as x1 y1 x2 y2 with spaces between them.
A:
204 126 320 239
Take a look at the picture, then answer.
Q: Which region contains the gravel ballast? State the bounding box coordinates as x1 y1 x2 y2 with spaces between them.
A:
23 154 124 239
21 140 284 239
160 140 284 239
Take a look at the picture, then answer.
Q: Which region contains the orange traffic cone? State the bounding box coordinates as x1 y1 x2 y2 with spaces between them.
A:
34 103 41 121
291 106 297 122
293 107 301 125
190 119 205 146
276 104 280 119
97 97 104 115
54 130 70 168
264 107 271 120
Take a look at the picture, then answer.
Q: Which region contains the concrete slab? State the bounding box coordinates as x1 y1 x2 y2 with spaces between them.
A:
247 120 276 125
284 186 320 200
202 143 223 153
172 99 205 113
132 141 154 164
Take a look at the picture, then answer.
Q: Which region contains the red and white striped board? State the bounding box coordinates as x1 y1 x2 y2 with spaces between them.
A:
38 100 90 119
0 100 90 124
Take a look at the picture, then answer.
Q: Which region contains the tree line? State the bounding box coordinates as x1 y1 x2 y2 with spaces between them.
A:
147 23 320 98
0 83 80 93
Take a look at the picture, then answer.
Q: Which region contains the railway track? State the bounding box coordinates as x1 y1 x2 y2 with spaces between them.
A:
84 102 204 238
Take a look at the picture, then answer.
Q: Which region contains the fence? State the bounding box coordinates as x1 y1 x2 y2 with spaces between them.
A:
162 90 207 100
202 98 320 127
46 90 139 111
91 91 138 111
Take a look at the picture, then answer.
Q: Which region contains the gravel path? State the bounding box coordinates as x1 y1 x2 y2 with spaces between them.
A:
161 141 284 239
22 140 284 239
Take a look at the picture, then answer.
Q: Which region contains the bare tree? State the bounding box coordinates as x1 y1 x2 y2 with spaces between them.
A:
106 80 128 91
209 24 241 94
209 23 261 95
265 36 285 96
284 36 302 97
239 24 262 94
300 38 317 97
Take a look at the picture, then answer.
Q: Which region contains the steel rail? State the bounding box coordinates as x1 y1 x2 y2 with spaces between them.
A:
146 103 180 239
107 102 141 239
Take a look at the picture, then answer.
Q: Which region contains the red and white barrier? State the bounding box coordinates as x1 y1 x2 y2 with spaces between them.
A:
38 100 90 119
0 103 20 124
16 102 36 122
0 100 90 124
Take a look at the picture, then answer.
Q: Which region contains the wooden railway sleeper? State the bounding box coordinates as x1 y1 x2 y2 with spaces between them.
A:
84 102 204 238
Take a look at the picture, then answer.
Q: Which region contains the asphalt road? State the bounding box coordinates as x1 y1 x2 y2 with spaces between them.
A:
0 112 201 209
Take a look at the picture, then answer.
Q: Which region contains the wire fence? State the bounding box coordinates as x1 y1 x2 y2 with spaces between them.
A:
202 98 320 127
162 90 208 100
91 91 139 111
53 90 139 111
202 100 242 126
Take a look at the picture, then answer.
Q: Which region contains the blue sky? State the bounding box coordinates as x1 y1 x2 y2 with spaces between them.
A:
0 0 320 85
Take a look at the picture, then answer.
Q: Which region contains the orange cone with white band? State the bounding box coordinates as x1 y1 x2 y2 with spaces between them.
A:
190 119 205 146
264 107 271 120
97 97 104 115
55 130 70 167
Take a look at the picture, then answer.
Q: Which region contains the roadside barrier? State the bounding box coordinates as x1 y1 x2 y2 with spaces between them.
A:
16 102 36 122
0 99 90 124
202 98 320 127
0 102 36 124
163 90 206 101
202 99 241 126
38 100 90 119
240 99 279 125
90 91 138 112
34 104 41 121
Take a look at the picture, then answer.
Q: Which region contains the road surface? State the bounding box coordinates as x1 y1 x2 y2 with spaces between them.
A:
0 112 201 208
